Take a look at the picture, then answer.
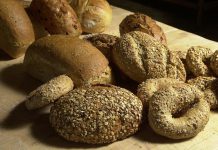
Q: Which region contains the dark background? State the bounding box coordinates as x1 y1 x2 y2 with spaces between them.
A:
109 0 218 42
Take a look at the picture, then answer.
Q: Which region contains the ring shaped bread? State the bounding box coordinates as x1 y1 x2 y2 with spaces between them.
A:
186 46 213 77
112 31 186 82
50 84 143 144
25 75 74 110
210 50 218 76
148 83 210 139
188 76 218 109
137 78 183 108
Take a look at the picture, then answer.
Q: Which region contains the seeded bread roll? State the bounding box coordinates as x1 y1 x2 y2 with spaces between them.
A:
112 31 186 82
24 35 113 86
0 0 35 58
25 75 74 110
119 13 167 45
50 84 143 144
30 0 82 36
210 50 218 76
70 0 112 33
85 34 119 61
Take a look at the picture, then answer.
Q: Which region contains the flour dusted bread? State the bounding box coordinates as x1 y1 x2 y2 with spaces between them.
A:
30 0 82 36
24 35 113 86
0 0 35 58
70 0 112 33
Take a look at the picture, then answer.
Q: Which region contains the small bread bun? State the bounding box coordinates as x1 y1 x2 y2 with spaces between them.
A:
85 34 119 61
0 0 35 58
119 13 167 45
25 75 74 110
30 0 82 36
24 35 113 86
70 0 112 33
210 50 218 76
137 78 183 108
112 31 186 82
186 46 213 77
50 84 143 144
149 83 210 139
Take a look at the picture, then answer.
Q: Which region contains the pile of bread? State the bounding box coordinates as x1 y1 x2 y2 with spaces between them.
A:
2 0 218 145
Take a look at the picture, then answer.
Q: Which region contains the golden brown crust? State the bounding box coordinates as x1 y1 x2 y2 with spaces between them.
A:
50 85 143 144
70 0 112 33
112 31 186 82
23 35 110 86
0 0 35 58
148 83 210 139
30 0 82 36
25 75 74 110
119 13 167 45
186 46 213 77
137 78 183 108
85 34 119 61
187 76 218 109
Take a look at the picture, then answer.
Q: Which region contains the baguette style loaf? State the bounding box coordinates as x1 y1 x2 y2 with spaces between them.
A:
24 35 113 86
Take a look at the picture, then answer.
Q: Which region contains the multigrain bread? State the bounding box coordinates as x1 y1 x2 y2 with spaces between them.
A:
85 34 119 61
187 76 218 109
50 84 143 144
119 13 167 45
0 0 35 58
25 75 74 110
30 0 82 36
137 78 183 108
148 83 210 139
210 50 218 76
70 0 112 33
23 35 113 86
186 46 213 77
112 31 186 82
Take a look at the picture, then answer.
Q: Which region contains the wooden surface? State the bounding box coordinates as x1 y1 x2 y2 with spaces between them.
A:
1 4 218 150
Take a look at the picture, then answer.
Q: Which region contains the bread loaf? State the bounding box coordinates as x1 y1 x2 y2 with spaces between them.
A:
0 0 35 58
23 35 113 86
70 0 112 33
30 0 82 36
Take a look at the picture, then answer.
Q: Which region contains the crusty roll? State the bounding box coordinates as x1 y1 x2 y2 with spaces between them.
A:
23 35 113 86
70 0 112 33
119 13 167 45
0 0 35 58
30 0 82 36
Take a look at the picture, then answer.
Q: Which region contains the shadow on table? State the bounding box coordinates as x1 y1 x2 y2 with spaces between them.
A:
0 101 50 130
30 114 107 149
0 63 42 94
0 50 11 61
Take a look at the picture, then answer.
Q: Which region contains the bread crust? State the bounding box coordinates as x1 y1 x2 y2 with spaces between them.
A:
24 35 110 86
0 0 35 58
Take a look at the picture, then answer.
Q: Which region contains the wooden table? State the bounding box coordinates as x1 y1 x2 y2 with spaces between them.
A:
1 4 218 150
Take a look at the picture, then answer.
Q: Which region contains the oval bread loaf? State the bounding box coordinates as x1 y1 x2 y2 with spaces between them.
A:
0 0 35 58
23 35 113 87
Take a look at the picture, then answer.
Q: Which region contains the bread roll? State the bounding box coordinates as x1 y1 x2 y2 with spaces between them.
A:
30 0 82 36
0 0 35 58
119 13 167 45
23 35 113 86
112 31 186 82
70 0 112 33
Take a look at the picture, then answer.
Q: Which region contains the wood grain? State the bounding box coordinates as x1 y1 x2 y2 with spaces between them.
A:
1 2 218 150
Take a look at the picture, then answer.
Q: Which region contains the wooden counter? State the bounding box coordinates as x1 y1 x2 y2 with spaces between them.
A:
1 4 218 150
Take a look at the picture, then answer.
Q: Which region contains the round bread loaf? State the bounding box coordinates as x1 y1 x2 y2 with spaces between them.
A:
70 0 112 33
149 83 210 139
25 75 74 110
120 13 167 45
30 0 82 36
112 31 186 82
23 35 113 86
186 46 213 77
0 0 35 58
50 84 143 144
85 34 119 61
137 78 183 108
